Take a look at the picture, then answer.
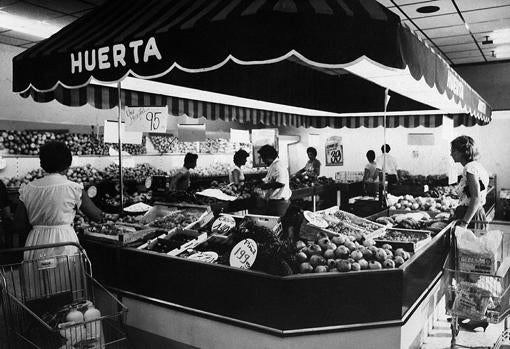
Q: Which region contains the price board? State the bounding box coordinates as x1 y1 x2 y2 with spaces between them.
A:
124 106 168 133
229 239 258 269
325 136 343 166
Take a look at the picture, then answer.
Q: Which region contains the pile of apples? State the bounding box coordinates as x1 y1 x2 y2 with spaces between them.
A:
294 232 411 274
103 163 165 182
107 136 147 155
199 138 235 154
4 164 103 188
149 135 197 154
388 194 457 213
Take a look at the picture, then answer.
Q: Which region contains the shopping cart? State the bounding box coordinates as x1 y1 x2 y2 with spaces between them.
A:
444 220 510 349
0 242 128 348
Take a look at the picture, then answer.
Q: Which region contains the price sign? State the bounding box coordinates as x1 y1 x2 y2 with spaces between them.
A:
229 239 258 269
87 185 97 199
211 215 236 235
325 136 343 166
124 106 168 133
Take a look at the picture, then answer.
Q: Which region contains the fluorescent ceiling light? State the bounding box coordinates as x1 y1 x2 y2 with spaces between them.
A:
0 11 61 38
491 28 510 45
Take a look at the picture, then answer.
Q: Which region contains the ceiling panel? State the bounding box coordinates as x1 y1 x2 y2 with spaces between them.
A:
392 0 436 6
456 0 510 12
451 56 485 64
0 28 44 41
23 0 94 14
2 2 62 21
426 34 474 46
423 25 470 38
412 13 464 29
463 7 510 24
447 49 483 59
0 34 31 46
469 19 510 33
19 42 38 48
440 42 479 53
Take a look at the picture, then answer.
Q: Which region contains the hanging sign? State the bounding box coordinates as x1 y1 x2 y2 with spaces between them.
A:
177 124 206 142
325 136 343 166
103 120 142 144
229 239 258 269
124 106 168 133
230 129 250 144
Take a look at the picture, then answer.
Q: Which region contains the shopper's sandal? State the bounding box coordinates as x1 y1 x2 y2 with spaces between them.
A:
458 319 489 332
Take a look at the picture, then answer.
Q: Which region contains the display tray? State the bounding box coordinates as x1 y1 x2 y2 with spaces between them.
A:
83 223 161 246
374 228 432 253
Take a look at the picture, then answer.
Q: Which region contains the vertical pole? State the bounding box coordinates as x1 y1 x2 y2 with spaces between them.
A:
117 82 124 211
382 89 390 207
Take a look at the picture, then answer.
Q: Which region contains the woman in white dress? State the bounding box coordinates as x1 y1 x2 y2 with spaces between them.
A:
229 149 249 185
13 141 106 300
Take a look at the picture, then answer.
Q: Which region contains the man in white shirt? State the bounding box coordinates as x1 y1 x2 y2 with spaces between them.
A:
258 145 291 216
376 144 400 184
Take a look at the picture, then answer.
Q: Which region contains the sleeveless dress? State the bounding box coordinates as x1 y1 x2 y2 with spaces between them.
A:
19 173 84 300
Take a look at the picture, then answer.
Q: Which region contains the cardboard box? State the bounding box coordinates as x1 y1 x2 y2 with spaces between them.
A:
244 214 282 237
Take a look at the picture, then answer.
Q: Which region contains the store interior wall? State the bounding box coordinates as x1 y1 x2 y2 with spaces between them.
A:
1 43 509 189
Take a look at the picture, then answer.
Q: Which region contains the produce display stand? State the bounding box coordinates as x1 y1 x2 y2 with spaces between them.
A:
80 220 452 349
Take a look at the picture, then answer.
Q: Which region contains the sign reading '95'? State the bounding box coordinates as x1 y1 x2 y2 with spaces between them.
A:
124 106 168 133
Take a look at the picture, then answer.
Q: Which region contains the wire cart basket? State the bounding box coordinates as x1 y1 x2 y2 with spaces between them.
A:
0 242 128 348
444 221 510 349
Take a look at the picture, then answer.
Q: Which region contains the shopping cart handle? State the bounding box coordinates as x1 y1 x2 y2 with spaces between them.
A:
0 241 86 254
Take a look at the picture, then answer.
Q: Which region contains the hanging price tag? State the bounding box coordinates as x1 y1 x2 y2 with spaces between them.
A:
124 106 168 133
229 239 258 269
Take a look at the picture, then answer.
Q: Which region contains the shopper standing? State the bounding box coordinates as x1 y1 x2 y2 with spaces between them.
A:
376 144 400 184
257 145 292 216
363 150 379 195
450 135 490 332
12 141 107 299
451 135 489 228
229 149 249 185
295 147 321 178
169 153 198 191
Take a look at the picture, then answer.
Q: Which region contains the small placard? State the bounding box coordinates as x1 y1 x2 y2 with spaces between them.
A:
37 258 57 270
87 185 97 198
229 238 258 269
211 215 236 235
177 124 206 142
230 129 250 144
325 136 343 166
125 106 168 133
103 120 143 144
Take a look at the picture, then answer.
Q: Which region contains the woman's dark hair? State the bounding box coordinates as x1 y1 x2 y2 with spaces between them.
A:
306 147 317 157
381 144 391 153
366 150 375 162
184 153 198 167
451 135 478 162
233 149 249 166
257 145 278 159
40 141 72 173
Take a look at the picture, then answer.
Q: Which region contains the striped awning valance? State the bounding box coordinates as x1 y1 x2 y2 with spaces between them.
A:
20 84 472 129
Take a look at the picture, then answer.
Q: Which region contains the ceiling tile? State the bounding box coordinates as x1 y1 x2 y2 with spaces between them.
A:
452 56 486 65
394 0 456 19
428 34 473 46
0 28 44 41
0 33 30 46
1 1 62 21
412 13 464 29
394 0 437 6
440 42 478 53
23 0 95 15
447 49 483 59
469 19 510 34
456 0 510 12
463 7 510 24
423 25 470 38
50 15 77 27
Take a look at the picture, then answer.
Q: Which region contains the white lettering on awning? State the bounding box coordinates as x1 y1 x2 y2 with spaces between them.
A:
70 37 162 74
447 71 464 98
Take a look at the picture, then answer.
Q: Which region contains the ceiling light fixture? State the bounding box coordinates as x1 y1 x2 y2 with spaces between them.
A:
482 36 493 45
491 28 510 45
0 11 61 38
416 6 440 14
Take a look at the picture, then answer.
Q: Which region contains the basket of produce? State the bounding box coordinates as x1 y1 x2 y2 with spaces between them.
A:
373 228 431 253
141 203 213 230
369 210 451 235
84 221 160 245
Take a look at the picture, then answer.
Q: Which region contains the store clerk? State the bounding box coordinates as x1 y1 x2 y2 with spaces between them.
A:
257 145 292 216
